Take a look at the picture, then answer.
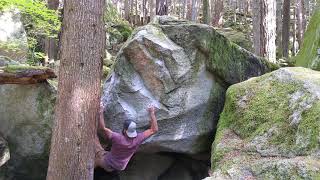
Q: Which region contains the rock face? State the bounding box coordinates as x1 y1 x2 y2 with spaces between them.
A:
0 136 10 168
0 9 28 63
210 67 320 179
94 152 209 180
0 82 55 180
102 16 276 155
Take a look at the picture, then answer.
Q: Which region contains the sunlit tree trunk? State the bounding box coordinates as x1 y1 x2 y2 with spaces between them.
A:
252 0 277 63
46 0 105 179
212 0 223 26
296 0 306 46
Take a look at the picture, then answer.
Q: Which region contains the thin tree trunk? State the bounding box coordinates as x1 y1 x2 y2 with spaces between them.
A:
186 0 192 20
157 0 168 15
130 0 134 24
44 0 59 66
282 0 290 58
150 0 155 20
135 0 139 25
124 0 130 20
191 0 197 21
46 0 105 179
276 0 283 58
203 0 210 24
296 0 306 47
292 3 297 55
252 0 277 63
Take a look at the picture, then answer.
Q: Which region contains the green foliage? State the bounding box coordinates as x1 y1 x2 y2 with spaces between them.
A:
104 1 132 43
294 8 320 70
0 0 60 37
0 0 61 65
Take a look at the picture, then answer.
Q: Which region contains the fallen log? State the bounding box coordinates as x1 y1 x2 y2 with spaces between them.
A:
0 65 57 84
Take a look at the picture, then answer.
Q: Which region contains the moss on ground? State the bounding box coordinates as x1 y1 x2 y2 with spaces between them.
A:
2 65 48 73
294 8 320 70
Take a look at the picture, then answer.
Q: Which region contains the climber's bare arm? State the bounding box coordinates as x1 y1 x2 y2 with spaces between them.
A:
99 102 113 139
143 105 158 138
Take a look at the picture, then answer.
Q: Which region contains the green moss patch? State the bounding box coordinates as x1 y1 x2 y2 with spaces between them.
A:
211 68 320 178
2 65 48 73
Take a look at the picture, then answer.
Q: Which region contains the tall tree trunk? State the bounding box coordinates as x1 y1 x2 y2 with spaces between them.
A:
212 0 224 27
157 0 168 15
44 0 60 66
282 0 290 58
124 0 130 20
202 0 210 24
276 0 283 58
46 0 105 179
296 0 306 47
135 0 139 25
186 0 192 20
252 0 277 63
292 3 297 55
191 0 197 21
150 0 155 20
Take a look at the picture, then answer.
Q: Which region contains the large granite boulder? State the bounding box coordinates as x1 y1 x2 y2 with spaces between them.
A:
0 82 56 180
102 16 276 155
210 67 320 179
0 9 28 63
0 136 10 168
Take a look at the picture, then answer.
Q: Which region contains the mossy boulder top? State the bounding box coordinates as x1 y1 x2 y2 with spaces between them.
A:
210 67 320 179
102 16 275 155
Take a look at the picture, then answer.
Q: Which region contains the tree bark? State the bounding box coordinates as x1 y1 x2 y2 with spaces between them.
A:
46 0 105 179
296 0 306 46
292 4 297 56
157 0 168 15
124 0 130 21
202 0 210 24
44 0 60 66
212 0 223 26
276 0 283 58
150 0 155 20
282 0 290 58
191 0 197 21
252 0 277 63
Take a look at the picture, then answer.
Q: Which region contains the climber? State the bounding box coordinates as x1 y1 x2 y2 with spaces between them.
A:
94 103 158 172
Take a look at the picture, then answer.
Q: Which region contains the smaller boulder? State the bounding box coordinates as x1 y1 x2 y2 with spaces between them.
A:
211 67 320 179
